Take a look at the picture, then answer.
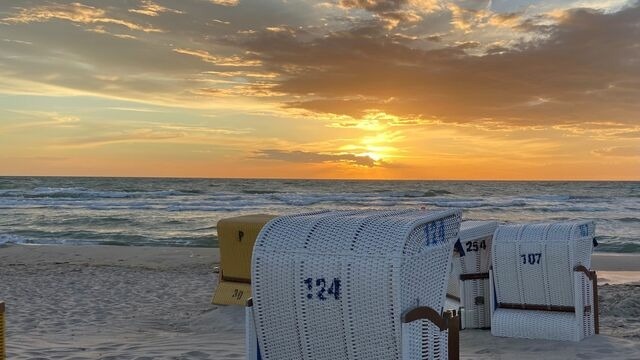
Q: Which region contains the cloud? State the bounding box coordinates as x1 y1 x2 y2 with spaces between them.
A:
253 149 381 167
592 145 640 157
3 2 163 33
2 38 33 45
209 0 240 6
56 128 184 148
613 130 640 138
336 0 441 29
172 48 261 66
0 0 638 133
339 0 406 12
129 0 184 16
228 3 640 128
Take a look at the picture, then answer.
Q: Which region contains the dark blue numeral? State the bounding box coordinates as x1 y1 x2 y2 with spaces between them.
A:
316 278 327 300
520 253 542 264
328 278 341 300
579 224 589 237
466 240 486 252
304 277 341 300
424 220 446 246
304 278 313 299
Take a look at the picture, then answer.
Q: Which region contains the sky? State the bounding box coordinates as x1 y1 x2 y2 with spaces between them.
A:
0 0 638 180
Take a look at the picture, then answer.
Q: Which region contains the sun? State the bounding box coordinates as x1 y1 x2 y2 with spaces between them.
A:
362 152 382 161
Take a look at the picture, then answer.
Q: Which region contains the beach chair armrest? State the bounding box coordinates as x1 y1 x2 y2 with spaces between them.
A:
573 265 595 280
402 307 459 360
573 266 599 335
402 307 447 328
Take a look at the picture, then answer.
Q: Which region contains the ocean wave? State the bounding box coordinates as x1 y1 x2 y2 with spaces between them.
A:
388 190 453 198
0 187 194 199
616 217 640 223
100 234 216 247
0 178 637 251
242 189 283 194
523 195 572 201
595 236 640 253
0 233 28 245
532 205 611 212
428 199 527 208
167 205 249 212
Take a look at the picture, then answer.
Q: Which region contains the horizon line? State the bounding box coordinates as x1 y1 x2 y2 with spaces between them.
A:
0 174 638 182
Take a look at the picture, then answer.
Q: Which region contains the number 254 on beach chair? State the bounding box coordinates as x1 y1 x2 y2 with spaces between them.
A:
246 209 462 360
490 221 599 342
445 221 498 329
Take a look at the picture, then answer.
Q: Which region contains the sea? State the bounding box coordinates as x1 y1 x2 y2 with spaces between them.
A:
0 177 638 253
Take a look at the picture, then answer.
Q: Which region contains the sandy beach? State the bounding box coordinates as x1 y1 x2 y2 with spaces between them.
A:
0 245 638 359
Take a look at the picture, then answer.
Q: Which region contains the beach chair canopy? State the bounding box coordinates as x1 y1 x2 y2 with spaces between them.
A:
490 221 597 341
250 209 462 360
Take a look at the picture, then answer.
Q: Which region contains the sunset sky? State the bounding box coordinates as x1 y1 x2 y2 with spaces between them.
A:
0 0 638 179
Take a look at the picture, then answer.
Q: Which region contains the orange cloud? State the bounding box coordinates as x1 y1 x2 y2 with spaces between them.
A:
3 2 163 32
129 0 184 16
209 0 240 6
172 48 261 67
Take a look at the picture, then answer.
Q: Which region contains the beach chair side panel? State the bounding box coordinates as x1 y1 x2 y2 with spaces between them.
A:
400 215 460 359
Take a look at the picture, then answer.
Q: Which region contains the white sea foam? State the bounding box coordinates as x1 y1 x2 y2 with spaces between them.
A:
0 234 27 245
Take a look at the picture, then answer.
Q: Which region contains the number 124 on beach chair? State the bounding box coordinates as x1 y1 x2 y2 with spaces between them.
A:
245 209 463 360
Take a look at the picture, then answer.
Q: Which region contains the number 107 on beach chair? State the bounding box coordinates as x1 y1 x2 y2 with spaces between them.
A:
246 209 462 360
490 221 599 342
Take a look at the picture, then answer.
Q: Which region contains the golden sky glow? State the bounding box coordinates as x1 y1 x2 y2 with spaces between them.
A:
0 0 638 179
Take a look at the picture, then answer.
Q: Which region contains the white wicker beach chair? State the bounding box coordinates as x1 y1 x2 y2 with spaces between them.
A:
489 221 599 341
245 209 462 360
445 221 498 329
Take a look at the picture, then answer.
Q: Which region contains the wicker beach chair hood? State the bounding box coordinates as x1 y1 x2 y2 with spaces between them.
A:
250 209 462 360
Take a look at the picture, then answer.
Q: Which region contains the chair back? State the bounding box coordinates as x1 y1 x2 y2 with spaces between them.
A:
492 221 595 308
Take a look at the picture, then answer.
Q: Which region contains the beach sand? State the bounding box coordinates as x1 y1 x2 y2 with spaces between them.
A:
0 245 638 359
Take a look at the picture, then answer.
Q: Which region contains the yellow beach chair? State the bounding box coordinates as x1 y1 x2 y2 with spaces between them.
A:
212 214 276 305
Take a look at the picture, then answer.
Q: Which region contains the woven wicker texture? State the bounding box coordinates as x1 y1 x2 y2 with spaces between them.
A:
446 221 497 329
490 221 596 341
251 209 462 360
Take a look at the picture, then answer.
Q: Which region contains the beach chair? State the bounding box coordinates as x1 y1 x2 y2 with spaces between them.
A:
445 221 498 329
212 214 276 305
246 209 462 360
490 221 599 341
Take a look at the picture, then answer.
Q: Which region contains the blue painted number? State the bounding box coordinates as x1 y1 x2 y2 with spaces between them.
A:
520 253 542 264
304 277 341 300
465 240 486 252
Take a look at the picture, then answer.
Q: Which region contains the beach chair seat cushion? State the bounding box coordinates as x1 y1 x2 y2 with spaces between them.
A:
492 308 583 341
